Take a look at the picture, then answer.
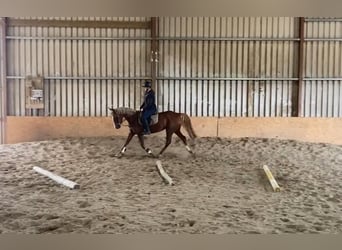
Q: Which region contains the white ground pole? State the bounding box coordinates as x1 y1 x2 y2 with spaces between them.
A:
156 160 174 185
262 165 281 192
33 166 80 189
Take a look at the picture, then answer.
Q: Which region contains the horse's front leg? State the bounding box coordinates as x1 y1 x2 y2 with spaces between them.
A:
137 134 153 156
116 131 134 157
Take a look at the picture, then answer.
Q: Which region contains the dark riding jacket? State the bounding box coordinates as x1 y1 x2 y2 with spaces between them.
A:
140 89 157 113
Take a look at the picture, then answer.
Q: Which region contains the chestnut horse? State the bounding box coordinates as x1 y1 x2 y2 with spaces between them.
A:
108 107 197 157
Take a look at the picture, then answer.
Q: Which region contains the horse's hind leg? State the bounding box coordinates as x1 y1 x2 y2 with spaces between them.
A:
175 129 194 154
137 134 153 155
158 131 173 156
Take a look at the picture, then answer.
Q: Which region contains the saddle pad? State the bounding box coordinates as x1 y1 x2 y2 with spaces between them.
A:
139 113 159 126
150 113 158 125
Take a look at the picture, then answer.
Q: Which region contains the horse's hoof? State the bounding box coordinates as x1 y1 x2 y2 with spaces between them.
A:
114 153 123 158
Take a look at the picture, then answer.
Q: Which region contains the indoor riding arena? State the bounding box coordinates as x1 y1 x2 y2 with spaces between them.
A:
1 17 342 234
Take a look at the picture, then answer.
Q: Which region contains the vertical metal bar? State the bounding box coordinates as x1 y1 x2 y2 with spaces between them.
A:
309 20 315 117
37 21 43 116
214 17 219 117
270 18 275 117
151 17 158 92
211 17 215 117
89 18 94 115
178 17 182 113
275 18 280 116
50 22 55 116
281 18 287 116
255 17 261 117
60 22 66 116
261 18 267 116
101 17 107 115
114 21 119 109
287 18 293 116
121 18 126 108
340 39 342 117
247 17 253 117
223 18 228 117
111 19 115 110
200 17 205 116
54 23 60 116
127 18 131 109
337 26 342 116
314 21 319 117
235 17 239 116
160 17 164 111
187 17 194 116
196 17 200 116
72 20 78 116
184 17 189 114
76 22 82 116
206 17 210 116
168 17 171 111
30 23 35 116
95 18 101 116
23 24 29 116
326 22 331 117
321 21 326 117
230 18 234 117
48 19 53 116
85 18 91 116
266 18 272 116
41 20 48 116
241 17 246 117
173 17 177 112
7 24 14 117
292 17 305 117
117 17 123 107
107 18 113 112
183 17 187 114
332 21 337 117
316 21 320 118
218 17 222 117
0 17 7 144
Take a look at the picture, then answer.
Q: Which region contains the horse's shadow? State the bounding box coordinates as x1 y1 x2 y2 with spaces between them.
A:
109 149 196 160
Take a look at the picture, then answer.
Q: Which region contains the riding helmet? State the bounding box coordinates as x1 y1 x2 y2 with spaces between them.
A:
142 80 152 88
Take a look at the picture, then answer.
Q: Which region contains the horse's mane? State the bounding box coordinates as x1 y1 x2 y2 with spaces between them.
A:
114 107 137 116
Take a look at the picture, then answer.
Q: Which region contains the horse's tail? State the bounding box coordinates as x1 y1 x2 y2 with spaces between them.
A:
180 113 197 140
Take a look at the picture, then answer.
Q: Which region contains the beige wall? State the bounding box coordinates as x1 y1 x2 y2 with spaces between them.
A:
218 118 342 144
5 116 342 145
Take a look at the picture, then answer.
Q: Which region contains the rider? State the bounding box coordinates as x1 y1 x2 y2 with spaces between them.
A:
140 80 157 135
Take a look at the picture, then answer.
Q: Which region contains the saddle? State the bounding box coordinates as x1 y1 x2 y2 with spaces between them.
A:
139 112 159 126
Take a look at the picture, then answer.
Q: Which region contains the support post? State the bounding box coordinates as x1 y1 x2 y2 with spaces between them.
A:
0 17 7 144
150 17 159 92
292 17 305 117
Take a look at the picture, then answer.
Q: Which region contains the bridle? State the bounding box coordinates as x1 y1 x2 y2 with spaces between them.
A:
113 113 121 129
109 107 131 129
112 112 128 129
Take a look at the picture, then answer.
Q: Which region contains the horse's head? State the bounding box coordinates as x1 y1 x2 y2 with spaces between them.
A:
108 107 123 129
